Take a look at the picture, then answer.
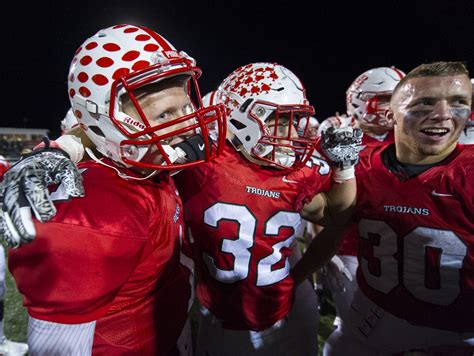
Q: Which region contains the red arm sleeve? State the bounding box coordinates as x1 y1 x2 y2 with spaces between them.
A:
9 222 146 324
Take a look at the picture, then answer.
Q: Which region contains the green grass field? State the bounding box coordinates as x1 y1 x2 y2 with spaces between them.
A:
4 250 336 356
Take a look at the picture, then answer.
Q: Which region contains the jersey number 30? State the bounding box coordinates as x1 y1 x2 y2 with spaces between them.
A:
359 218 467 305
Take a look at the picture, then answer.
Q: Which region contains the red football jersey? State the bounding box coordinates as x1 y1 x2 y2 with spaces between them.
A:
175 142 332 330
362 130 394 147
338 133 394 256
0 158 10 181
9 159 191 355
354 144 474 332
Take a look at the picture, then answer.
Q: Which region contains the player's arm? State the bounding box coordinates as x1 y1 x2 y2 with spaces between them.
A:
294 183 356 285
292 127 361 285
0 134 87 247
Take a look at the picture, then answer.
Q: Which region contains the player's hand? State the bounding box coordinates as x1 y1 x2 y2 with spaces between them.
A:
320 127 364 169
0 148 84 247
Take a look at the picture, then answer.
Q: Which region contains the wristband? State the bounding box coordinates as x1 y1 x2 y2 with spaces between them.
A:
55 135 85 164
332 166 355 183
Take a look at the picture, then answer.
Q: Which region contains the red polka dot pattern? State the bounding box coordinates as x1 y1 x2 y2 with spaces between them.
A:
124 27 138 33
103 43 121 52
144 44 159 52
113 24 127 29
135 34 150 41
80 56 92 65
112 68 130 80
77 72 89 83
69 73 75 82
96 57 114 68
85 42 98 50
75 110 83 119
75 46 83 55
69 89 75 98
132 61 150 71
122 51 140 61
92 74 109 86
79 87 91 97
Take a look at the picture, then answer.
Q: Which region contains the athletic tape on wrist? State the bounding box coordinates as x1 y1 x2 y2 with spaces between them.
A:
332 166 355 183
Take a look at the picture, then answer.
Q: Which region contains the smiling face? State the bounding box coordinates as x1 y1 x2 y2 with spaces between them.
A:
388 74 471 164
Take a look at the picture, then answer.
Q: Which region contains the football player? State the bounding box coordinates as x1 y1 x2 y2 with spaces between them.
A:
346 66 406 144
319 67 405 144
3 24 227 355
174 62 361 356
0 157 28 356
315 67 406 335
321 61 474 354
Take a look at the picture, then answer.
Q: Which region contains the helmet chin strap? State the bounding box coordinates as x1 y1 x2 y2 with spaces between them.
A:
163 134 208 165
85 147 158 181
86 134 208 180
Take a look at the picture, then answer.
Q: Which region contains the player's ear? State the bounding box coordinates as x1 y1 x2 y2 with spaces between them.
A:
385 108 396 126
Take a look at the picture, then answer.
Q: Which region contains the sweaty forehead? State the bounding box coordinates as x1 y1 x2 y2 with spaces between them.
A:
397 75 471 103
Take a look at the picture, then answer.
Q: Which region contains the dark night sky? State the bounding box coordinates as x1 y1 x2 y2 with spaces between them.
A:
2 0 474 137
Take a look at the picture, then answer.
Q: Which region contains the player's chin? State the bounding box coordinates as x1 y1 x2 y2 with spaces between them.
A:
418 139 457 156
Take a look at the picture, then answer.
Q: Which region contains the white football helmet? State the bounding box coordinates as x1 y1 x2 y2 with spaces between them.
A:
297 116 320 139
68 24 226 171
217 62 315 170
202 91 218 107
317 113 354 136
459 117 474 144
60 108 79 135
346 67 405 127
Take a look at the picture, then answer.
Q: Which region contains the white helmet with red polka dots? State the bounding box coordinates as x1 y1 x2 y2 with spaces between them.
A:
60 108 79 135
68 24 226 171
346 66 405 127
216 62 315 170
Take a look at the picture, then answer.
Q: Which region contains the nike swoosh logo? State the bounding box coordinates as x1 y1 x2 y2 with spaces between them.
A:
431 190 454 197
282 176 298 184
198 143 205 151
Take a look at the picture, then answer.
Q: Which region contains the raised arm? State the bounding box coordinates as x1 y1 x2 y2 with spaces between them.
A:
292 127 362 285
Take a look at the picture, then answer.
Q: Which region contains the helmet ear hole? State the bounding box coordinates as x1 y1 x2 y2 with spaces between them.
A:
229 119 246 130
240 98 254 112
88 125 106 137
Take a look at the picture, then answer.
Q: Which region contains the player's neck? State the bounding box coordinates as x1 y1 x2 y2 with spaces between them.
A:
395 143 457 165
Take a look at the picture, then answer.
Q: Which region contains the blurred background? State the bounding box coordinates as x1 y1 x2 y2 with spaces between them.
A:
1 0 473 159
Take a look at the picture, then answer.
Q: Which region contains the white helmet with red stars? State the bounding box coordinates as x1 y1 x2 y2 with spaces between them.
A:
68 24 226 171
217 62 315 170
346 66 405 127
